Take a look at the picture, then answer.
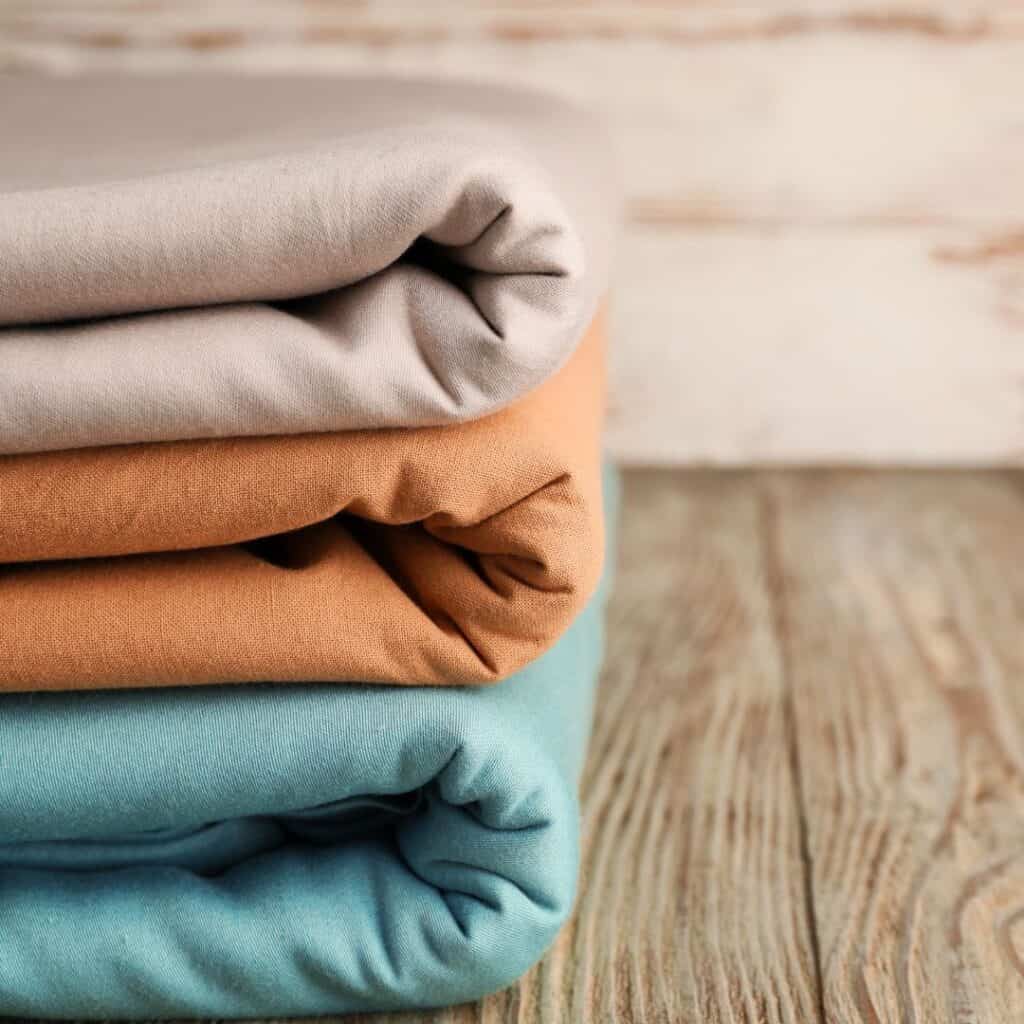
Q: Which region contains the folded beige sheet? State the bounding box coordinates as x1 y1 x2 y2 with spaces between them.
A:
0 73 616 454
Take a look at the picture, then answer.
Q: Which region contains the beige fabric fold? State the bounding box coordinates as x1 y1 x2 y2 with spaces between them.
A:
0 73 616 454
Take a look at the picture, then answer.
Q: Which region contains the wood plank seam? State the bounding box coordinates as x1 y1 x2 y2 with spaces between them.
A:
758 476 829 1024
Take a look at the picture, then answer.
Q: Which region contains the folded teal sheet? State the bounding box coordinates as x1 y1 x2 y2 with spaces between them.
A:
0 472 617 1020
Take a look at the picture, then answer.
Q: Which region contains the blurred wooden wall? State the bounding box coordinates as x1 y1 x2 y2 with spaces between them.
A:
3 1 1023 465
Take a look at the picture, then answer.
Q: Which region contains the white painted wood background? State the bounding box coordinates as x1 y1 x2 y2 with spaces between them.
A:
2 1 1023 465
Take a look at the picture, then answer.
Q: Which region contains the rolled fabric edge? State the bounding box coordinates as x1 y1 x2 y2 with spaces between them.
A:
0 74 619 451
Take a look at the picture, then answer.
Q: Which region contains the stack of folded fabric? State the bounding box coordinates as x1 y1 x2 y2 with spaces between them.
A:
0 74 618 1019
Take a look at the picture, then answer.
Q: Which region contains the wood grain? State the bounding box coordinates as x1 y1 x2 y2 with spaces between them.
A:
770 471 1024 1021
553 472 820 1023
3 1 1024 464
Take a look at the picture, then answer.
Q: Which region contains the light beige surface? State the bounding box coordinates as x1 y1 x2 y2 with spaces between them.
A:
2 1 1024 464
52 468 1024 1022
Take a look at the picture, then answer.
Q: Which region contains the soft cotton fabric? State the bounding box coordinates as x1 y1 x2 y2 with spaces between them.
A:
0 471 616 1021
0 312 605 693
0 73 616 454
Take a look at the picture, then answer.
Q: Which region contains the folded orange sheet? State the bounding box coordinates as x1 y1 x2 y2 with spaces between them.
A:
0 314 605 693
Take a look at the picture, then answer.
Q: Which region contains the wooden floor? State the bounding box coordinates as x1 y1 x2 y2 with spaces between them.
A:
89 469 1021 1024
383 468 1023 1024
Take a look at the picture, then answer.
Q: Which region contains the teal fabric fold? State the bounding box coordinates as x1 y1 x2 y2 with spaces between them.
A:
0 471 617 1020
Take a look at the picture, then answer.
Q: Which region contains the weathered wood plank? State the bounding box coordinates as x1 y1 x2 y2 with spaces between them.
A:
608 227 1024 466
769 471 1024 1022
546 471 819 1023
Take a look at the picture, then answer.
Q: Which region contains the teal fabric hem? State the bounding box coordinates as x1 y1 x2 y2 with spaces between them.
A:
0 467 619 1020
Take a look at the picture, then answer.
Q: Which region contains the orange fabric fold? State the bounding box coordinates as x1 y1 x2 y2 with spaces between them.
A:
0 313 606 693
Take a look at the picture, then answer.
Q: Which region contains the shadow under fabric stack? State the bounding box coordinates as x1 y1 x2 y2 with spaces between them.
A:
0 74 618 1018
